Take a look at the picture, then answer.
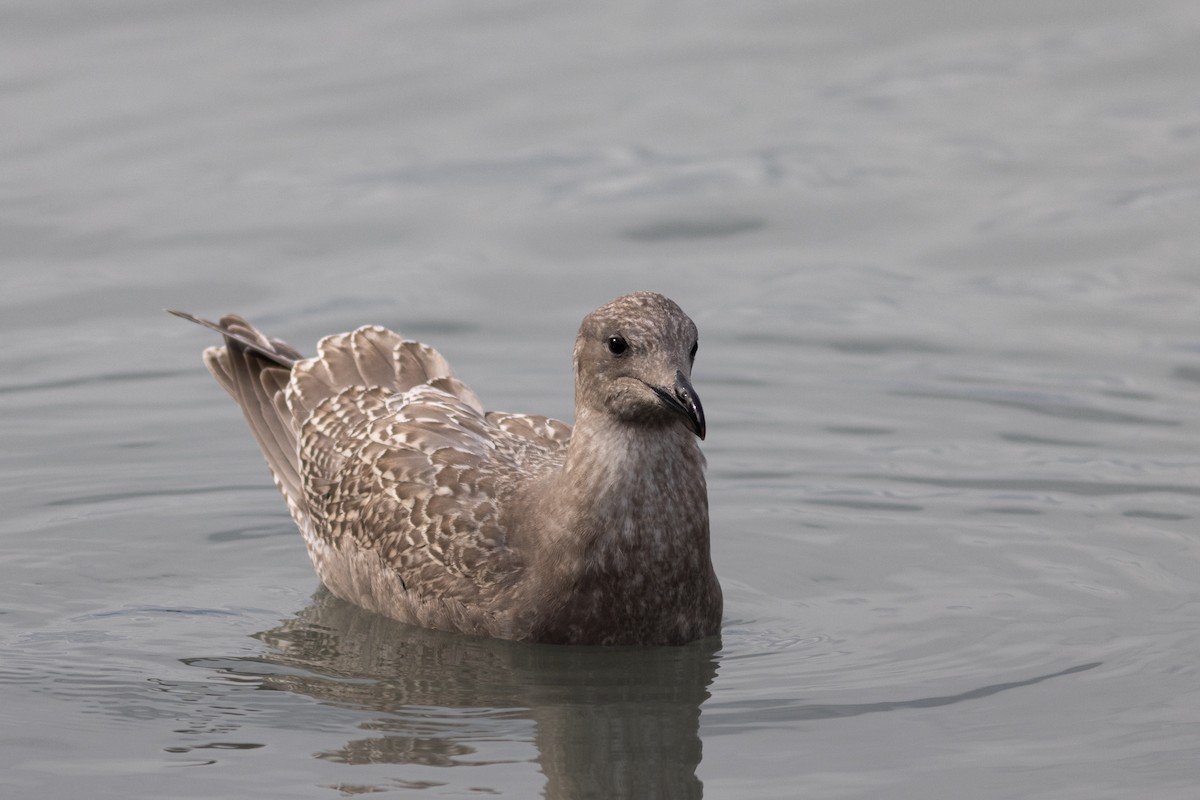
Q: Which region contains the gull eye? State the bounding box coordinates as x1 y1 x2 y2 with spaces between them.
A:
689 341 698 365
607 336 629 355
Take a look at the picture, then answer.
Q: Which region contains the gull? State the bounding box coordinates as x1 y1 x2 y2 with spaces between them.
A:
171 292 721 645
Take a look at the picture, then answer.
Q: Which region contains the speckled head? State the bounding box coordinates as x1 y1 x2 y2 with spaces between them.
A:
573 292 705 438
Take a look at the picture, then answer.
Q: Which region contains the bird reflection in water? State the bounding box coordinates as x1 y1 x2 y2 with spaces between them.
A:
246 588 720 798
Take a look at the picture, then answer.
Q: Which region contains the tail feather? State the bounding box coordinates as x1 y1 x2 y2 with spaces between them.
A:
175 311 305 516
169 310 301 367
172 310 485 534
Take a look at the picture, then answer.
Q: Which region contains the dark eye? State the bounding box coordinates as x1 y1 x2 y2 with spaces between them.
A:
607 336 628 355
689 341 698 364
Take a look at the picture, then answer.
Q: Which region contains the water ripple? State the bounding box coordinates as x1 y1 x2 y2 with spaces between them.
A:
0 368 188 396
703 662 1102 733
861 473 1200 499
894 387 1180 427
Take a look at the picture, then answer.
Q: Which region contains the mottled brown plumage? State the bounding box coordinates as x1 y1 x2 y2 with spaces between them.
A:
171 292 722 645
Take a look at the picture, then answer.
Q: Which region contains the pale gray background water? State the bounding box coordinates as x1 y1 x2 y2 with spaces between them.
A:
3 1 1200 798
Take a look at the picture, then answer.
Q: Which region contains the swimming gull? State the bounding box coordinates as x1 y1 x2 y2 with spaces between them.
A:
170 292 722 645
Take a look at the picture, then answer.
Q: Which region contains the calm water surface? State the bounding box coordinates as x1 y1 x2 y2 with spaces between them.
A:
3 1 1200 798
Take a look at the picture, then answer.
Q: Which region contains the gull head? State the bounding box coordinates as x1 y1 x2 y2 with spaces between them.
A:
573 292 705 440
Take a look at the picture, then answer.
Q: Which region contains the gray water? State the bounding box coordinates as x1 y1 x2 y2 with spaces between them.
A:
4 1 1200 797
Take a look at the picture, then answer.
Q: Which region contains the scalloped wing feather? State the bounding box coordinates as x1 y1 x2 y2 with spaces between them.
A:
282 327 570 606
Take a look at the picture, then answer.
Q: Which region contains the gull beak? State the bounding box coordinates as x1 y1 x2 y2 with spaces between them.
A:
653 370 706 440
